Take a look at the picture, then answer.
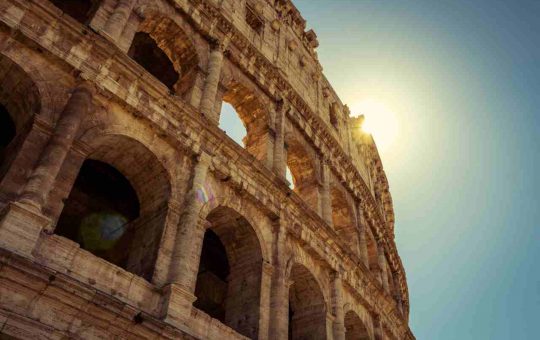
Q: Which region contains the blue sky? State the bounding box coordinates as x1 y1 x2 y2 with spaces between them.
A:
221 1 540 338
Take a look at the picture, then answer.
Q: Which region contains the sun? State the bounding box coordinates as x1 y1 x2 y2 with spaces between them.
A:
352 100 399 153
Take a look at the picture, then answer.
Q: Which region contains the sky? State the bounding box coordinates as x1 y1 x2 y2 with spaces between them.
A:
220 1 540 339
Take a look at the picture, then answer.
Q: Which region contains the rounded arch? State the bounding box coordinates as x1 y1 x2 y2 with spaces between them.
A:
0 55 40 130
344 310 370 340
288 263 328 340
0 52 43 187
218 61 273 163
130 8 203 94
365 224 381 277
1 35 75 122
78 124 179 203
56 133 172 282
285 131 320 212
49 0 101 25
86 134 171 212
198 192 271 263
194 204 265 339
330 183 360 256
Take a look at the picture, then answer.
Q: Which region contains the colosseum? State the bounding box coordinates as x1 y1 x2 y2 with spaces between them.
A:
0 0 414 339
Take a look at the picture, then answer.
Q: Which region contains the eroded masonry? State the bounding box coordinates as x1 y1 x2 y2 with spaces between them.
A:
0 0 415 339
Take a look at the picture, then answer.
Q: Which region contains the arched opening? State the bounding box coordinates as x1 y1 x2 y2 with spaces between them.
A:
194 206 263 338
0 56 40 192
344 311 370 340
221 79 270 163
285 166 294 189
366 227 381 280
286 137 319 212
55 159 140 269
131 13 200 96
219 102 248 146
329 103 339 129
56 135 171 282
0 105 16 174
128 32 179 91
49 0 100 25
331 186 360 255
288 264 327 340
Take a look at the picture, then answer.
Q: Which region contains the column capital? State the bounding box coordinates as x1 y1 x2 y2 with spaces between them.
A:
209 36 230 52
195 151 213 167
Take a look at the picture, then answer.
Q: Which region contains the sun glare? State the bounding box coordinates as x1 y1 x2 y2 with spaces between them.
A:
352 100 398 153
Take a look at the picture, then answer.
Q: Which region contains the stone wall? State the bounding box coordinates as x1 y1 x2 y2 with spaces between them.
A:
0 0 413 339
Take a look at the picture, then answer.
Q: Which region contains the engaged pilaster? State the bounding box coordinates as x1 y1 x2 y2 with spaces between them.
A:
168 152 212 289
200 42 225 123
320 161 333 226
268 219 289 340
20 82 94 210
331 271 346 340
377 240 391 294
273 99 287 178
102 0 135 42
0 82 94 257
356 201 369 267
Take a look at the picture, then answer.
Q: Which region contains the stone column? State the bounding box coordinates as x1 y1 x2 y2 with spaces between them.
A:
392 272 404 315
0 82 94 256
273 100 287 178
20 82 94 210
102 0 135 42
162 153 212 323
377 241 390 294
373 315 383 340
258 262 273 340
268 219 289 340
320 161 333 227
356 201 369 267
199 44 224 124
331 271 346 340
168 152 212 290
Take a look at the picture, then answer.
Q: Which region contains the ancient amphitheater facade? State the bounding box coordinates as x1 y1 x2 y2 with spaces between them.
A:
0 0 414 339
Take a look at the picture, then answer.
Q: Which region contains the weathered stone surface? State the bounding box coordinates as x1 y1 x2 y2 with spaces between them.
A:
0 0 413 339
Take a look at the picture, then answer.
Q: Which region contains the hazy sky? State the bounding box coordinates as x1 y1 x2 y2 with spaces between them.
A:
221 1 540 339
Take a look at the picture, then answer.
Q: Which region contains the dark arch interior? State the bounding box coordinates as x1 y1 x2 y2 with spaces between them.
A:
286 138 319 212
288 264 327 340
194 206 263 338
56 159 140 271
344 311 370 340
194 229 230 321
0 104 16 169
128 32 179 91
50 0 100 25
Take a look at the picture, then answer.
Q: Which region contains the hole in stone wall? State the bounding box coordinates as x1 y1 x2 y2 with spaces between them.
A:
288 264 327 340
128 32 179 91
0 104 16 173
194 229 229 321
56 159 141 274
331 186 360 255
50 0 100 25
286 166 294 189
366 228 380 275
221 80 270 163
286 139 319 211
329 103 339 129
219 102 248 147
194 206 263 339
344 311 370 340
